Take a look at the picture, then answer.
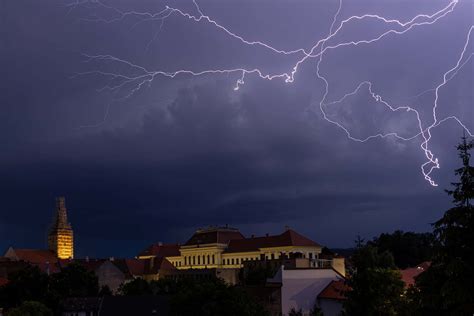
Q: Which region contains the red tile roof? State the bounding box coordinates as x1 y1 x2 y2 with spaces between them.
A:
224 229 321 253
10 249 58 264
138 243 181 258
184 228 244 246
400 261 431 287
59 258 106 272
125 258 147 276
318 280 350 300
144 257 176 274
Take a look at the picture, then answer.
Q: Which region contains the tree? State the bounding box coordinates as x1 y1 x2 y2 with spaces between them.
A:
170 277 269 316
343 242 405 316
0 263 99 312
310 301 324 316
49 262 99 299
241 263 277 285
415 136 474 314
6 301 53 316
288 307 303 316
119 278 152 295
369 230 435 269
0 266 50 310
149 278 178 295
99 285 113 296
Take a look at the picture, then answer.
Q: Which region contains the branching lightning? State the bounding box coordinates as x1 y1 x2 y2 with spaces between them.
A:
70 0 473 186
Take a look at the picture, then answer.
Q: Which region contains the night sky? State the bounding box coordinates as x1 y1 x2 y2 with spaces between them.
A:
1 0 472 258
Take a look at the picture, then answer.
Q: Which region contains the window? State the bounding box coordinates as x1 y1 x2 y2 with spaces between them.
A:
271 254 275 260
309 253 313 259
198 256 201 265
231 258 235 265
193 256 195 265
207 255 210 265
212 255 215 264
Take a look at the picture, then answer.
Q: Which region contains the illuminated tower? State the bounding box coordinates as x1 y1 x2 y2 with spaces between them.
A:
48 197 74 259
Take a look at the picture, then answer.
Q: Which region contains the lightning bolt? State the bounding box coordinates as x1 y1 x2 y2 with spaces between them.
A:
71 0 472 186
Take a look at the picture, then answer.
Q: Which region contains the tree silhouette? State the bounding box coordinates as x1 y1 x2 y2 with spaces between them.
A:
415 135 474 314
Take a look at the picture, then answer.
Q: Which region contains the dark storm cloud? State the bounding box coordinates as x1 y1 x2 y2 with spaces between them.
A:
0 0 471 257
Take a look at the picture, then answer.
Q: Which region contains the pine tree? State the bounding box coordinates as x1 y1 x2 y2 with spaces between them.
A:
343 242 405 316
415 135 474 314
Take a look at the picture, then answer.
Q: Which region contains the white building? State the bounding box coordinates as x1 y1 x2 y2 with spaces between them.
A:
268 266 347 316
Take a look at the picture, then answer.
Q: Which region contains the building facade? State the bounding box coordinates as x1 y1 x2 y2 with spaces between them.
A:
139 226 338 272
48 197 74 259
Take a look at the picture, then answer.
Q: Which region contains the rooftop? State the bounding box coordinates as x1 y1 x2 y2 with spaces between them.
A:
5 248 58 264
318 280 350 301
184 226 244 246
400 261 431 287
224 229 321 253
138 243 181 258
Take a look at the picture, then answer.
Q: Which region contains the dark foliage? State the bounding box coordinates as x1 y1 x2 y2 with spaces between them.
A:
118 277 153 295
98 285 113 296
119 277 178 296
0 262 99 314
369 230 435 269
118 277 268 316
170 278 269 316
413 136 474 314
0 266 50 310
241 263 278 286
6 301 53 316
49 262 99 299
343 242 405 316
288 307 303 316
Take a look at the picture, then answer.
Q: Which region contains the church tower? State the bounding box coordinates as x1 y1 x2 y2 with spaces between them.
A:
48 197 74 259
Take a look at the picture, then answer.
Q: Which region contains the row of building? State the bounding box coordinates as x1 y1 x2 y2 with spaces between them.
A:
1 197 350 315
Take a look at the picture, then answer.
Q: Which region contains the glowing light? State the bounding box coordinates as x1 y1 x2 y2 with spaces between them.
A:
71 0 472 186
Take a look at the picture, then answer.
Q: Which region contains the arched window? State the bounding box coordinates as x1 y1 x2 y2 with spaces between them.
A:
212 255 215 264
207 255 210 264
198 256 201 265
184 257 187 265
